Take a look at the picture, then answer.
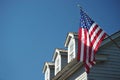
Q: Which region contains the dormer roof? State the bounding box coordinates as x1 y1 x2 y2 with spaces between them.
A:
64 32 78 47
52 48 67 61
43 62 54 73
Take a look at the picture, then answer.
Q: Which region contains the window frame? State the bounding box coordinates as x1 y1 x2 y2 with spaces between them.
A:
68 39 75 62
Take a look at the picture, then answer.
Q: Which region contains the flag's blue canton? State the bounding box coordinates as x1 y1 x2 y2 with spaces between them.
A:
80 9 94 30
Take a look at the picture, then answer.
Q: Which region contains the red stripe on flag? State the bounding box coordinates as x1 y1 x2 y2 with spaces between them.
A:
89 24 106 65
91 29 102 45
89 24 98 36
90 28 102 62
90 32 106 66
85 63 90 73
88 34 92 62
94 32 106 53
77 28 82 61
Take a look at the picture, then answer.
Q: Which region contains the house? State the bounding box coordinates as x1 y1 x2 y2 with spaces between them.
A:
43 48 67 80
43 30 120 80
52 48 68 75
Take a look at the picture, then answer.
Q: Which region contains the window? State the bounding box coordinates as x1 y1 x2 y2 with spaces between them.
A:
45 70 49 80
56 58 59 72
70 43 74 53
55 56 60 75
68 40 74 62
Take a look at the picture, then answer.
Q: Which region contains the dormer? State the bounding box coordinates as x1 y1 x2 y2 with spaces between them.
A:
43 62 54 80
64 32 78 63
52 48 68 75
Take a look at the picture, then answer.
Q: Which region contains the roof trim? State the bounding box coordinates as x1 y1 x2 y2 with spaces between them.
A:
52 48 67 61
64 32 78 47
43 62 54 73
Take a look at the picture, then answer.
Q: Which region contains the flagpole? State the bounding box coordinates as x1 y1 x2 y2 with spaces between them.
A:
77 4 82 10
106 34 120 49
76 4 120 49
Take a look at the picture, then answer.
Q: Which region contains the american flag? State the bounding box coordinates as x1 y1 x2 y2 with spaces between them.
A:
77 8 106 73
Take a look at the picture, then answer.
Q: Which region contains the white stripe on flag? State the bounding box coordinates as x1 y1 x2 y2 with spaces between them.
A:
80 28 84 62
89 23 97 33
90 27 100 42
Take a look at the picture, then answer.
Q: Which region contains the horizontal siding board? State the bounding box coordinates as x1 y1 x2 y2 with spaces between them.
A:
92 66 120 71
97 49 120 54
89 73 120 78
91 67 120 75
89 75 120 80
91 69 120 75
88 37 120 80
93 65 120 70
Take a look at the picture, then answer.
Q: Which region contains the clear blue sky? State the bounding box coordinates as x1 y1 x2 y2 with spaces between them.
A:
0 0 120 80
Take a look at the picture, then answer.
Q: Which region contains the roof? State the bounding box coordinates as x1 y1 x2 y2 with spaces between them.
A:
100 30 120 47
52 48 67 61
43 62 54 73
64 32 78 47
